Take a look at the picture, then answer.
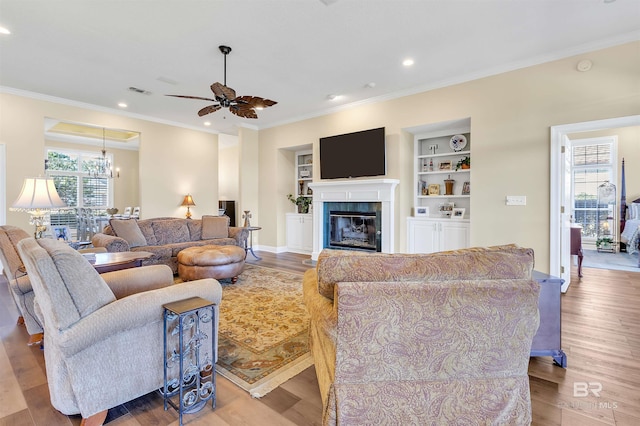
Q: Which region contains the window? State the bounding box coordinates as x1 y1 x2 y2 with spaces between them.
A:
46 148 113 235
571 138 617 241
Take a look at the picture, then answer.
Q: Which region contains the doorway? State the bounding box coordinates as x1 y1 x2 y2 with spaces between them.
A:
550 115 640 291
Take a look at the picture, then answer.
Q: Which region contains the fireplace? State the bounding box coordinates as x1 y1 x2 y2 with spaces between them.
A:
308 179 399 260
329 211 379 251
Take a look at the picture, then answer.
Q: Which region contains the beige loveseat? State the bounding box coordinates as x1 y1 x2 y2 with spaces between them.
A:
303 245 540 425
92 216 248 273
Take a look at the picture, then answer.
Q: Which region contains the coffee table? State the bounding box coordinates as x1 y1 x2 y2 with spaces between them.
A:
90 251 153 274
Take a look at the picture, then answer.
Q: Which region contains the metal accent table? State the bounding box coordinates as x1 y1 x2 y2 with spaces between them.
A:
162 297 217 425
244 226 262 260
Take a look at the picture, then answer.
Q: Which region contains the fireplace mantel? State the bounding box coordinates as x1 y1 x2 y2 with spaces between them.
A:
308 179 399 260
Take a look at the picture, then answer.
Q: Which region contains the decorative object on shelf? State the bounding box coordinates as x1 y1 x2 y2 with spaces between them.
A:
439 202 455 217
242 210 252 227
307 187 313 196
429 158 434 171
449 134 467 152
287 194 312 214
181 194 196 219
299 169 310 178
428 184 440 196
414 206 429 217
299 180 305 195
10 177 67 239
439 161 452 171
106 207 119 215
455 156 470 171
452 208 466 219
462 181 471 195
444 175 455 196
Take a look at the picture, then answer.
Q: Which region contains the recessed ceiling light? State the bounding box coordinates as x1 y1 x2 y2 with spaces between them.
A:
118 102 128 108
203 121 211 126
0 26 11 35
327 94 341 101
402 58 414 67
365 82 376 89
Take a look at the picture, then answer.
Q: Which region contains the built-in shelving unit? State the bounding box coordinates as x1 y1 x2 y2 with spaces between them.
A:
296 150 313 198
407 118 471 254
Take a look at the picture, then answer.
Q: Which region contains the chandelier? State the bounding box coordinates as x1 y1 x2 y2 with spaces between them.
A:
89 128 113 179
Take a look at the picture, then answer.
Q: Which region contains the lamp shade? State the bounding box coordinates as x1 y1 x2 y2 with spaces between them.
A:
181 194 196 207
11 177 67 211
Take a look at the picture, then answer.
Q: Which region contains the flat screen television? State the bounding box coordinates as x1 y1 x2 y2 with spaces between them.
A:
320 127 386 179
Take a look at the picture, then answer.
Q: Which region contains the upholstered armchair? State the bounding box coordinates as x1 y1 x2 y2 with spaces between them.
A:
0 225 43 343
17 237 222 425
303 245 540 425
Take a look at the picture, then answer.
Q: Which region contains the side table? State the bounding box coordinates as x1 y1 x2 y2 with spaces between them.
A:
162 297 217 425
244 226 262 260
531 271 567 368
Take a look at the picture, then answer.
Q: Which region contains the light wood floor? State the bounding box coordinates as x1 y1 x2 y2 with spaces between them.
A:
1 251 638 425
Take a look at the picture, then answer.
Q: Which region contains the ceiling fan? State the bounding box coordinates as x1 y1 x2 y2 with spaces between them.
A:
166 45 277 119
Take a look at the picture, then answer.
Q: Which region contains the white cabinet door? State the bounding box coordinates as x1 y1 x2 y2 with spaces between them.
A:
407 218 439 254
440 221 470 251
286 213 313 253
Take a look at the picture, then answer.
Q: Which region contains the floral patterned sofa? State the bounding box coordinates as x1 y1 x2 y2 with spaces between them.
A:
302 245 540 425
92 216 248 274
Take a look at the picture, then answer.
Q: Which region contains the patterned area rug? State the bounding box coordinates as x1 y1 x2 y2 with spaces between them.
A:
214 264 313 397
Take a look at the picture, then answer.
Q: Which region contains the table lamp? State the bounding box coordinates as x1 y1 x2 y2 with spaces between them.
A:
11 177 67 238
181 194 196 219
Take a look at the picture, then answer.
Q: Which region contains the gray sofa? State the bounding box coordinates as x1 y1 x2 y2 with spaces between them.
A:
92 216 248 273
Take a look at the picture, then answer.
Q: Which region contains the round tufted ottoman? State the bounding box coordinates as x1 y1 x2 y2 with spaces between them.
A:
177 245 246 283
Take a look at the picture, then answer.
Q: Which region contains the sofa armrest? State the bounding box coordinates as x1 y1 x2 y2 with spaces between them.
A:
91 233 130 252
55 278 222 356
101 264 174 299
229 226 249 247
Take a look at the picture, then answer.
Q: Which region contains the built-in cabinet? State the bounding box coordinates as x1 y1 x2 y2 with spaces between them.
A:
286 213 313 254
407 217 469 253
407 119 471 253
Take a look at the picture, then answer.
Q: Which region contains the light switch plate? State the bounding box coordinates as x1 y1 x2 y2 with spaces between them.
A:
506 195 527 206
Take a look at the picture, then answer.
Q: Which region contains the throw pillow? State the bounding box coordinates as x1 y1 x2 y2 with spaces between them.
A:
202 215 229 239
152 220 190 245
109 219 147 248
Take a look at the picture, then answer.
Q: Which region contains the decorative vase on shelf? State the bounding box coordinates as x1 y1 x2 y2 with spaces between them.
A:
242 210 252 228
444 175 455 196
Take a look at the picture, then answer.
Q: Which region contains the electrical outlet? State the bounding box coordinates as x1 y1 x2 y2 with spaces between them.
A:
506 196 527 206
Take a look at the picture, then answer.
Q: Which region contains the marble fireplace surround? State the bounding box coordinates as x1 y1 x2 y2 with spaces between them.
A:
308 179 400 261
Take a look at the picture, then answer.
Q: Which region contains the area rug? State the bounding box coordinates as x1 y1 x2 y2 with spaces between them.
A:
582 249 639 273
214 264 313 398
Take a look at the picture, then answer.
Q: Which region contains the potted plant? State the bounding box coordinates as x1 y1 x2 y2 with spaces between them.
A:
287 194 312 214
455 156 470 171
596 236 613 250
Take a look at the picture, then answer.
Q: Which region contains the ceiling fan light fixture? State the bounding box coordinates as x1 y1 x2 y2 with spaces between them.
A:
166 45 277 120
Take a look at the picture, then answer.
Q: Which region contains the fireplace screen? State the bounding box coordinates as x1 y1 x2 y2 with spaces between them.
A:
329 211 377 251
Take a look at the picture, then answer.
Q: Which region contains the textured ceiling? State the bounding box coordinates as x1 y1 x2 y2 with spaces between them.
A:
1 0 638 135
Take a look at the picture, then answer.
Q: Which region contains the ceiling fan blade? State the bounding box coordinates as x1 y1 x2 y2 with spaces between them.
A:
166 94 217 102
235 96 277 108
229 104 258 119
210 82 237 100
197 105 222 116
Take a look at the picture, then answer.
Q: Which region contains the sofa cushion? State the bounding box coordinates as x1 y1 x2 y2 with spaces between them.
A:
109 219 147 248
201 215 229 239
316 245 534 300
137 220 158 245
152 220 190 245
